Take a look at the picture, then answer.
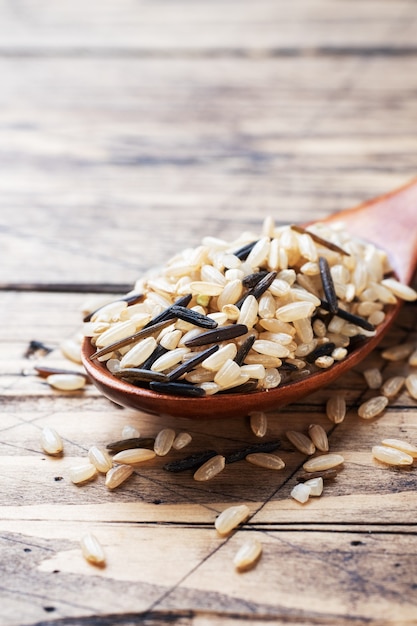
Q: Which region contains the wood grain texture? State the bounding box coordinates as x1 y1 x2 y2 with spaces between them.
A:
1 0 417 624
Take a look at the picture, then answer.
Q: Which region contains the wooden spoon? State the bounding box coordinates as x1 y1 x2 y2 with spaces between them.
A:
81 178 417 419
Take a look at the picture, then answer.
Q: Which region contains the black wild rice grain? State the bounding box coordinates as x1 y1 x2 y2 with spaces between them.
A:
218 380 259 394
106 437 156 453
149 381 206 397
233 240 259 261
35 365 90 381
236 271 277 308
319 256 338 314
25 340 54 358
141 344 169 370
163 449 218 472
113 368 168 383
234 334 256 366
242 271 269 289
297 468 338 482
306 342 336 363
142 294 193 329
183 324 248 347
167 345 219 381
320 300 375 331
291 225 350 256
169 305 218 329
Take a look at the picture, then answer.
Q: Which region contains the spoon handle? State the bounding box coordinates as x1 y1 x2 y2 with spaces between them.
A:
323 178 417 283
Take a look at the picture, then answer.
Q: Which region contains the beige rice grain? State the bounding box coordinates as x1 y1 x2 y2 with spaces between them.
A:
286 430 315 455
194 454 226 481
154 428 176 456
372 445 413 466
214 504 250 536
80 533 106 566
308 424 329 452
303 454 344 472
41 427 63 456
291 483 311 503
172 432 192 450
112 448 156 465
246 452 285 470
249 411 268 437
88 446 113 473
363 367 383 390
358 395 388 419
233 538 262 571
381 438 417 458
405 373 417 399
105 464 134 489
119 336 157 368
326 394 346 423
381 343 415 362
303 476 323 496
46 374 86 391
381 376 405 399
70 462 98 485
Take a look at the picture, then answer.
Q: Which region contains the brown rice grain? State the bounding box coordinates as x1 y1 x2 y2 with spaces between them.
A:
381 376 405 399
249 411 268 437
233 538 262 571
41 427 63 456
381 438 417 458
372 445 413 466
363 367 383 390
408 349 417 367
172 432 192 450
286 430 316 456
358 395 388 419
405 373 417 399
303 453 344 472
69 463 98 485
326 394 346 424
154 428 176 456
381 343 414 362
105 464 134 489
112 448 156 465
308 424 329 452
194 454 226 481
88 446 113 473
215 504 250 536
80 533 106 567
245 452 285 470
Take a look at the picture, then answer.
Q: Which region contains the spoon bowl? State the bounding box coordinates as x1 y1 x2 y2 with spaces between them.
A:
81 179 417 419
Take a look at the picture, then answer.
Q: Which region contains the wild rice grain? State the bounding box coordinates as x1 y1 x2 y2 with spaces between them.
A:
233 538 262 571
215 504 250 536
154 428 176 456
358 395 388 419
80 533 106 567
194 454 226 481
303 453 344 472
372 445 413 466
105 464 134 489
245 452 285 470
41 427 63 456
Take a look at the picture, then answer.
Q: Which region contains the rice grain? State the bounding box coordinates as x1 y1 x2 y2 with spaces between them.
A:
233 538 262 571
215 504 250 536
80 533 106 567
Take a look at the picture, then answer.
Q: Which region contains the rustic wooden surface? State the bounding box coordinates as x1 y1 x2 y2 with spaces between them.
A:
1 1 417 624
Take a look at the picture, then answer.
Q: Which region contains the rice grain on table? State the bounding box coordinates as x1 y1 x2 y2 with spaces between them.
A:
193 454 226 481
80 533 106 567
405 373 417 399
304 476 323 496
291 483 311 503
381 343 415 362
358 395 389 419
249 411 268 438
46 374 86 391
215 504 250 536
105 464 134 489
70 463 98 485
308 424 329 452
303 453 344 472
245 452 285 470
112 448 156 465
381 438 417 457
88 446 113 473
372 445 413 466
172 432 192 450
286 430 316 456
381 376 405 399
233 538 262 571
41 427 63 456
326 394 346 424
154 428 176 456
363 367 383 390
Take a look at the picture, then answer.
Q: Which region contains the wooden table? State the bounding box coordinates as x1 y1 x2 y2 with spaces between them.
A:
1 1 417 624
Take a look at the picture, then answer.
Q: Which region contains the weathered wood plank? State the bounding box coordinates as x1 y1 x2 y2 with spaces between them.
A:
1 55 417 285
0 0 416 50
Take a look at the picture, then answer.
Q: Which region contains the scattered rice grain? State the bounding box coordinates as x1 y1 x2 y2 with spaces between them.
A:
215 504 250 536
